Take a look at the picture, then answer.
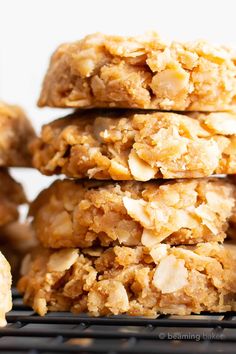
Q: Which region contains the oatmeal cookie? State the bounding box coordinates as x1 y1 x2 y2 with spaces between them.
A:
38 33 236 111
32 110 236 180
0 169 27 227
0 252 12 326
0 222 37 283
0 102 36 167
29 178 236 248
18 243 236 317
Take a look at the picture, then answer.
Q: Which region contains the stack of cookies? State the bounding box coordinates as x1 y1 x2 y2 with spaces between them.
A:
19 33 236 317
0 102 35 325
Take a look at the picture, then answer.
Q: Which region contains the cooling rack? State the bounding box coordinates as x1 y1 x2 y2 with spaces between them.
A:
0 289 235 353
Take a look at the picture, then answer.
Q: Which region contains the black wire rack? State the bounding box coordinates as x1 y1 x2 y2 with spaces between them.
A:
0 289 235 354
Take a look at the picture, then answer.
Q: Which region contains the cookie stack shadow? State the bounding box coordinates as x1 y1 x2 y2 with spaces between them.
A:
18 33 236 317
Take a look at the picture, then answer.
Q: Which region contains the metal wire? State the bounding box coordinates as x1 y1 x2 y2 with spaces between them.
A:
0 289 235 353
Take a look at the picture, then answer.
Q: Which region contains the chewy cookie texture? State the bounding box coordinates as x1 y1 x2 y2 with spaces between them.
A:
0 102 35 167
0 252 12 326
18 243 236 317
32 110 236 180
29 178 236 248
0 169 27 227
21 31 236 319
38 33 236 111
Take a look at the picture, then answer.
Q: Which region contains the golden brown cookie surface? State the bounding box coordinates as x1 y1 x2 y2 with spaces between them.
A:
38 33 236 111
18 243 236 317
0 169 27 227
29 178 236 248
0 102 36 167
0 222 37 284
32 110 236 180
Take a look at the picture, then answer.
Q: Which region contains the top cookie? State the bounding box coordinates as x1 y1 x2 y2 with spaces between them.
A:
0 102 36 167
38 32 236 111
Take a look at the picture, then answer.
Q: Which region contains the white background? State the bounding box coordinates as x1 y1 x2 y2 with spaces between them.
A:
1 0 236 200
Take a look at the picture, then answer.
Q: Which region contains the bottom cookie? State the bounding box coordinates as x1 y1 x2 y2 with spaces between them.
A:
18 243 236 317
0 252 12 326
